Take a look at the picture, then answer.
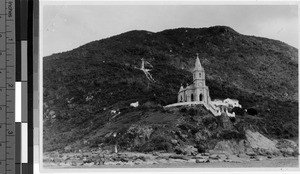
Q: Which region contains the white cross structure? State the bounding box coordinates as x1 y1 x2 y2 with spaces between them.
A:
135 58 156 82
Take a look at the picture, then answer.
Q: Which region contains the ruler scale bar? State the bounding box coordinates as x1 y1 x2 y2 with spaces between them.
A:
15 40 21 81
1 0 35 173
15 0 20 81
21 123 28 163
22 82 28 122
21 41 27 81
0 0 16 174
15 82 21 122
15 122 21 163
16 163 21 174
27 1 34 173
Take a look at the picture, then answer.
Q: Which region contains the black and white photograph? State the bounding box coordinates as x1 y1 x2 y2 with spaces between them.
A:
41 1 299 170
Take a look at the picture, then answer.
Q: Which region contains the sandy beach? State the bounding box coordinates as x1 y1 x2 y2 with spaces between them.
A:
43 151 299 169
111 157 299 168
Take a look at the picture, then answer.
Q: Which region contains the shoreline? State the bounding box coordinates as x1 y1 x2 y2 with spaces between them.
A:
43 151 299 168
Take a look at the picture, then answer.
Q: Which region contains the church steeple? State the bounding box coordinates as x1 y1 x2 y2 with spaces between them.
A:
193 53 203 72
193 53 205 87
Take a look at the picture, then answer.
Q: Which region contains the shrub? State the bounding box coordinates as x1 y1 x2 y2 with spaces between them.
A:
188 108 197 116
292 150 299 157
138 135 173 152
196 108 207 116
246 108 258 116
117 137 132 149
202 116 217 126
178 123 198 134
104 136 117 145
219 130 246 140
195 143 207 153
89 137 105 148
229 117 236 123
155 142 173 152
180 107 187 113
232 107 244 116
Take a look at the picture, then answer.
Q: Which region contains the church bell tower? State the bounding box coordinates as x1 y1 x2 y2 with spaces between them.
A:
193 54 206 102
193 54 205 87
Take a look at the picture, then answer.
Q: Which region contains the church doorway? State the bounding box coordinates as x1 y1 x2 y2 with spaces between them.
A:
191 94 194 101
199 94 203 101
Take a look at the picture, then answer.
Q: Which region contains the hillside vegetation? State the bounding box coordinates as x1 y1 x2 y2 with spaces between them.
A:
43 26 298 152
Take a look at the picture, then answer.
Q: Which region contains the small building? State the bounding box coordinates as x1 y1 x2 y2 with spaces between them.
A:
223 98 241 108
211 98 242 116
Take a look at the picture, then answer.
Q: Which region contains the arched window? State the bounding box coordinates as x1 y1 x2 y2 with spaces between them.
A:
191 94 194 101
199 94 203 101
199 73 201 77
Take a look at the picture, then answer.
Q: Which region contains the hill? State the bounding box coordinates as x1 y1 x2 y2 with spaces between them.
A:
43 26 298 153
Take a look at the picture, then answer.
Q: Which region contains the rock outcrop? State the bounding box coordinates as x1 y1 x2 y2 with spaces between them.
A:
213 139 254 155
245 130 280 155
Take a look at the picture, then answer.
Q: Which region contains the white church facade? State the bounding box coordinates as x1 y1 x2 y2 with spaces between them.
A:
165 54 242 117
177 54 211 104
165 54 221 116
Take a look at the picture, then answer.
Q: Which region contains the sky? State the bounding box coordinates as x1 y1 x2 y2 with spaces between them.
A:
42 4 298 57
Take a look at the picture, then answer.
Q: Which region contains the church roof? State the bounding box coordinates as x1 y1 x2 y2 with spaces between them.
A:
178 83 196 93
193 54 203 72
185 84 194 90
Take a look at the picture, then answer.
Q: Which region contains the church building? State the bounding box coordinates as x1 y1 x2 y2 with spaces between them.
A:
178 54 211 105
165 54 242 117
165 54 221 116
